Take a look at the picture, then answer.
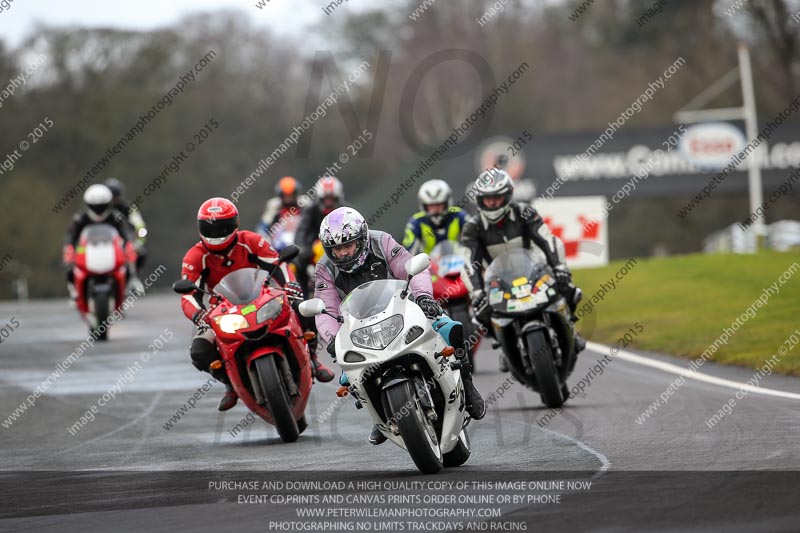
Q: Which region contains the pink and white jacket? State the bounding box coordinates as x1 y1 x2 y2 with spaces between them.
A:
314 231 432 347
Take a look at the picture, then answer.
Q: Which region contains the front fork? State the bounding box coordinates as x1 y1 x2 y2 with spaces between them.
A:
246 354 298 406
513 316 564 376
377 364 438 436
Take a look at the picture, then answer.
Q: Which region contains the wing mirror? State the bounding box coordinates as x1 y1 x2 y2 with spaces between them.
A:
298 298 326 317
279 244 300 263
405 253 431 277
172 279 199 294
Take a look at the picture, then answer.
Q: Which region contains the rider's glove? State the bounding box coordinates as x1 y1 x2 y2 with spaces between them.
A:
62 244 75 266
416 294 443 320
192 309 210 329
471 290 488 314
284 281 304 302
553 264 572 290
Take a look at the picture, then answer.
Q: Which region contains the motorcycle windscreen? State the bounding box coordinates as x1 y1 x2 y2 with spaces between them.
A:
430 241 468 277
484 248 548 283
484 249 553 312
215 268 271 305
340 279 406 319
81 224 118 244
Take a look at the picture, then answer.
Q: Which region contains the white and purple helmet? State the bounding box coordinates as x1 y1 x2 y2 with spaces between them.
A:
319 207 370 273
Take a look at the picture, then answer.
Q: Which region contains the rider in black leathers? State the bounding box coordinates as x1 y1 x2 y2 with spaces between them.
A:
460 169 586 371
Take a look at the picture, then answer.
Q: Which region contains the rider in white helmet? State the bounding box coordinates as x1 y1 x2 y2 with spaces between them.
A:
403 179 467 255
62 185 143 299
460 169 586 371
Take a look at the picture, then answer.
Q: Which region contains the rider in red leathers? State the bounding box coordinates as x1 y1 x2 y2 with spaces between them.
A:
63 184 142 299
180 197 334 411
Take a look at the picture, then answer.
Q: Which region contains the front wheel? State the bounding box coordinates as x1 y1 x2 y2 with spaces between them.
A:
526 330 565 408
254 355 299 443
443 429 471 467
91 290 110 341
297 414 308 435
385 381 443 475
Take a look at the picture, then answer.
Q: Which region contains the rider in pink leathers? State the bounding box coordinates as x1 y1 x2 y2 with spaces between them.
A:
313 207 486 445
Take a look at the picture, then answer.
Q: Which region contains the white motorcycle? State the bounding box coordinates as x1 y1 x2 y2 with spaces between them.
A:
299 254 471 475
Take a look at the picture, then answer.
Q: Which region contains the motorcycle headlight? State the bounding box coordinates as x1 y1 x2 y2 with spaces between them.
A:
350 314 404 350
256 297 284 323
217 314 249 334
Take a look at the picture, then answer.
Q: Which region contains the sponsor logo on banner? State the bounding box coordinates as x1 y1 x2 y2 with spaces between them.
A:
537 196 608 268
679 122 747 169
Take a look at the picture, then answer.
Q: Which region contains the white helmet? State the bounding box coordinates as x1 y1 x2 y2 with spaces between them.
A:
84 184 114 222
418 179 452 225
474 169 514 223
313 176 344 205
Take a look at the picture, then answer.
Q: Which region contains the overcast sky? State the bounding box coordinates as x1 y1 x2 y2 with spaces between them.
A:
0 0 331 48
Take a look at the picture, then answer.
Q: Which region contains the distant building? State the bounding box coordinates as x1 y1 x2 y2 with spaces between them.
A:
704 220 800 253
767 221 800 251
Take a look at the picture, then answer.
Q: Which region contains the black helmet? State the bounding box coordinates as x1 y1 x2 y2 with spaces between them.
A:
104 177 125 201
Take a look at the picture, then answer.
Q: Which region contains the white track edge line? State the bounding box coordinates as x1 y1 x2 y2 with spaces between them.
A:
586 341 800 401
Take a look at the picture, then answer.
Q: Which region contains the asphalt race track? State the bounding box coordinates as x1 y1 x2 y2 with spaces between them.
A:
1 294 799 532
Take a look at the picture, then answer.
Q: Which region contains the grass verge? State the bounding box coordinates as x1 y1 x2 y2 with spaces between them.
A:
573 251 800 376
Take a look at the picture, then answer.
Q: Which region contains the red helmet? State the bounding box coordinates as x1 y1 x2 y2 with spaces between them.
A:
197 197 239 252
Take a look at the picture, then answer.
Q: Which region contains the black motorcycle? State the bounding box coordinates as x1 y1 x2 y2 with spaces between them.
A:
484 249 579 408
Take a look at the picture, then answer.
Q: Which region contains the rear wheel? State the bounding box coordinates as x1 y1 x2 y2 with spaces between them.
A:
254 355 299 443
526 330 564 408
385 381 443 474
443 429 471 467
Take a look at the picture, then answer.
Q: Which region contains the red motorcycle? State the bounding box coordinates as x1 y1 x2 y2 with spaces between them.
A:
173 246 312 443
72 223 135 340
430 241 482 369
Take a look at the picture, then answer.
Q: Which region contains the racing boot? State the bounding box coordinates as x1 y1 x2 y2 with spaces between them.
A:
499 354 509 373
125 263 145 297
304 324 334 383
575 333 586 354
128 276 145 297
210 366 237 411
67 283 78 306
369 425 387 445
311 353 334 383
218 383 238 411
442 319 487 420
461 372 486 420
456 347 486 420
